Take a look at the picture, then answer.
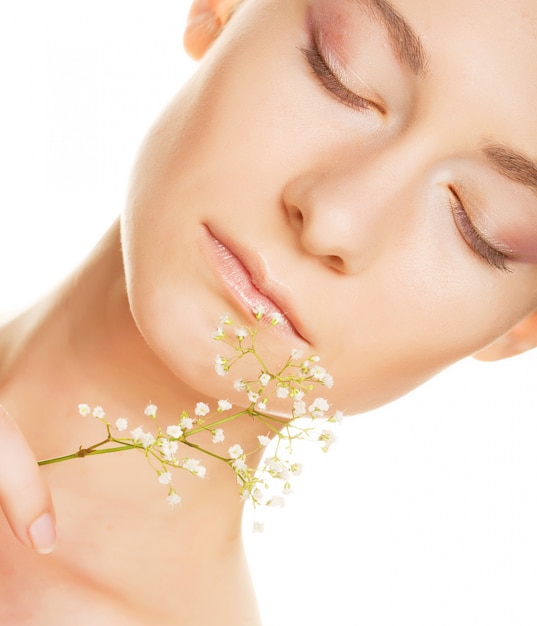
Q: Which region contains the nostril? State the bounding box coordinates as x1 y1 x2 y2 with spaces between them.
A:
325 254 345 273
287 205 304 232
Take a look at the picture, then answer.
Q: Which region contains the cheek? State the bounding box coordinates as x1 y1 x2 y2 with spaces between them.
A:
311 252 537 415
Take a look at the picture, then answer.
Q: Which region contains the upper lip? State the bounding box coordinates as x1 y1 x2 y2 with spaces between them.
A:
205 224 308 342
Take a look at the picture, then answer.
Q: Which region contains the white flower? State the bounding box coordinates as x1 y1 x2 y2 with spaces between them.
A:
115 418 128 432
333 410 345 424
158 472 172 485
257 435 272 447
232 458 248 471
322 373 334 388
131 427 155 449
217 399 232 412
293 400 307 417
214 355 228 376
212 428 225 444
253 521 265 533
291 389 305 401
159 438 178 461
259 373 271 387
319 429 337 451
270 312 284 326
212 326 225 340
310 365 327 381
291 349 303 360
276 385 289 399
219 313 232 325
130 426 145 442
256 399 268 411
252 488 265 501
310 397 330 411
233 378 246 392
228 444 244 459
265 458 284 475
310 355 321 363
167 492 182 507
194 402 210 417
167 424 183 439
247 391 259 403
270 495 286 508
140 432 156 448
144 404 158 418
235 327 248 340
183 458 207 478
252 304 266 319
291 462 304 476
78 403 91 417
309 397 330 418
180 416 194 430
92 406 105 419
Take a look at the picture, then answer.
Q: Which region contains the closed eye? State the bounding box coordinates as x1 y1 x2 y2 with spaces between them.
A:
448 187 512 273
301 35 377 113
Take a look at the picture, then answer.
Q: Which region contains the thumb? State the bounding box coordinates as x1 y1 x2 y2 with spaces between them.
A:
0 405 56 554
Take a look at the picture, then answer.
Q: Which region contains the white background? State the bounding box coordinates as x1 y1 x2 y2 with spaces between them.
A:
1 2 537 625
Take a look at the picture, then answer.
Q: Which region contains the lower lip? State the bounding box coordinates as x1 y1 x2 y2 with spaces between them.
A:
202 228 301 337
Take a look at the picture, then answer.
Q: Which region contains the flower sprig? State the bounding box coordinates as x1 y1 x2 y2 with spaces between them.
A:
38 309 344 514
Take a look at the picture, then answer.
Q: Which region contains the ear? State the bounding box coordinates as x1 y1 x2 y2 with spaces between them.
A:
183 0 237 60
473 310 537 362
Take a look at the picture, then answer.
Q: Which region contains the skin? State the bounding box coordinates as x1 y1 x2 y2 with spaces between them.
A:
0 0 537 623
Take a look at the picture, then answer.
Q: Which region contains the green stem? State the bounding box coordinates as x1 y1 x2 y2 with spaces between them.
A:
177 440 230 463
246 347 269 373
251 412 286 435
186 409 252 437
38 444 137 466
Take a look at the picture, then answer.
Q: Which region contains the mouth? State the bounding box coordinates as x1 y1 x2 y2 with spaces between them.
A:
201 225 307 342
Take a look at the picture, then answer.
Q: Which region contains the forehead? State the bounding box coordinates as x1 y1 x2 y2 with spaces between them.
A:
402 0 537 106
382 0 537 145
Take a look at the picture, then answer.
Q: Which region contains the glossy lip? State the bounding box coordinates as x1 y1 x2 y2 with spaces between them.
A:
200 224 308 342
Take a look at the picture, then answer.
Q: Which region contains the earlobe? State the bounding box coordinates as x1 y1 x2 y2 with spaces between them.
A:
183 0 237 60
473 310 537 362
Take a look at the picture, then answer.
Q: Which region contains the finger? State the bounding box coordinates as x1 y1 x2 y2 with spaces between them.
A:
0 405 56 553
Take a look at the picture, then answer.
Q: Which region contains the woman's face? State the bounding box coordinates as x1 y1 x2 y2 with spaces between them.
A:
121 0 537 414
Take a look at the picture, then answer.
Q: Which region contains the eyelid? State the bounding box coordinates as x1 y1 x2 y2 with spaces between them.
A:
448 187 512 273
301 31 383 114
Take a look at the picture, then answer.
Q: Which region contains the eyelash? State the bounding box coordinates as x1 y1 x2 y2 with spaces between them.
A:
448 188 511 272
301 37 374 112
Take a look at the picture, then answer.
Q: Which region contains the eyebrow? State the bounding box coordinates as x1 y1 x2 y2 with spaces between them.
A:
351 1 537 196
351 0 427 77
483 143 537 196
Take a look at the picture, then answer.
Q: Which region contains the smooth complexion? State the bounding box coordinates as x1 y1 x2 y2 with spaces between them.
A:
123 0 537 415
0 0 536 624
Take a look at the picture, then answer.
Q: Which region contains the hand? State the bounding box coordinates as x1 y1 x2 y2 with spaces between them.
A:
0 405 56 554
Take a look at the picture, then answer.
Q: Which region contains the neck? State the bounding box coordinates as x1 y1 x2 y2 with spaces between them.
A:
0 219 264 622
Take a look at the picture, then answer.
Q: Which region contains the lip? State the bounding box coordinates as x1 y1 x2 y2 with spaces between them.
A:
200 225 308 342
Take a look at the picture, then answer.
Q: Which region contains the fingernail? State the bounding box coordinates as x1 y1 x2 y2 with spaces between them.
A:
28 512 56 554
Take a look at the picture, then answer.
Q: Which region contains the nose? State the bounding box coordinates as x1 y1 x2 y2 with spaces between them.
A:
282 158 419 274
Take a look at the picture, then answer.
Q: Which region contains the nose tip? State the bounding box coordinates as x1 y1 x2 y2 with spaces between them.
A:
285 200 349 272
282 160 415 276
